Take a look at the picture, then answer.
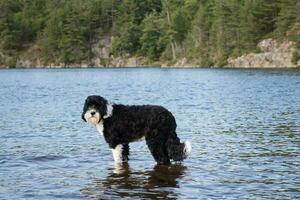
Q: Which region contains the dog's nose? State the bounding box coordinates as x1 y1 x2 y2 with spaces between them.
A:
91 111 96 116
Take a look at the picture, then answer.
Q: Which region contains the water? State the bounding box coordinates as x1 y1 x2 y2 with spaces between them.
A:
0 68 299 199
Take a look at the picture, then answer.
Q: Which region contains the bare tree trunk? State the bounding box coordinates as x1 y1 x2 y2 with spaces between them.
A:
165 1 176 60
170 42 176 60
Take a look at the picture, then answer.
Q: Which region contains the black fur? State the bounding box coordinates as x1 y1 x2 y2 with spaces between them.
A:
82 95 189 165
82 95 108 123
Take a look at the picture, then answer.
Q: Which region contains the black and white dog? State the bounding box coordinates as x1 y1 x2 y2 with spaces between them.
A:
82 95 191 165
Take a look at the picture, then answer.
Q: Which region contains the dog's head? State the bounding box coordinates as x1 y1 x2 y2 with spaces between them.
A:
82 95 108 125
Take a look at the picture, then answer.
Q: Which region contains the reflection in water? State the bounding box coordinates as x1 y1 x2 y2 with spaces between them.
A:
81 163 187 199
1 69 299 199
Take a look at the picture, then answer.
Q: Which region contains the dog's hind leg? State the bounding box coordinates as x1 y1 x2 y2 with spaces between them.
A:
146 135 170 165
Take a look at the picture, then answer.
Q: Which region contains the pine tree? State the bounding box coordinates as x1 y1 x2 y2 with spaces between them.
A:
210 0 240 66
140 12 167 60
239 0 261 53
0 0 299 67
275 0 300 36
184 0 214 66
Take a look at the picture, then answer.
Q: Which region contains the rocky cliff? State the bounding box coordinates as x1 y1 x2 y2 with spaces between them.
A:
227 39 300 68
1 37 299 69
89 35 146 68
1 34 147 68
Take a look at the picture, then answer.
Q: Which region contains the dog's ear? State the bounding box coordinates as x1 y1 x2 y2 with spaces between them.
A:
82 98 88 122
97 97 108 117
81 113 86 122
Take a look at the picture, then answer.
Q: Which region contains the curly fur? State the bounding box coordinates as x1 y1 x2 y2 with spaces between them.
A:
82 95 191 165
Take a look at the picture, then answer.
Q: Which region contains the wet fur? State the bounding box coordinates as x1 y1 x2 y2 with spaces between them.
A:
82 95 189 165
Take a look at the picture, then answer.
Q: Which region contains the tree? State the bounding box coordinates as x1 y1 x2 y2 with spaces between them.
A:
140 13 167 60
275 0 300 36
39 0 100 64
0 0 299 67
183 0 214 66
210 0 241 66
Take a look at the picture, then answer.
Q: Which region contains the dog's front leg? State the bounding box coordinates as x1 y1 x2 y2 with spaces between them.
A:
110 144 129 163
111 144 123 163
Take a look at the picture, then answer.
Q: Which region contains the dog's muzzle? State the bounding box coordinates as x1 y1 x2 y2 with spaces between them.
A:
83 109 101 125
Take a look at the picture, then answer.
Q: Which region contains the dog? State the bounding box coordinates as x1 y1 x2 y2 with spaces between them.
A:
82 95 191 165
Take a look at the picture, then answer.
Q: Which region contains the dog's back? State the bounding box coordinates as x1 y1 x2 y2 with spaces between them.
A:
103 104 176 141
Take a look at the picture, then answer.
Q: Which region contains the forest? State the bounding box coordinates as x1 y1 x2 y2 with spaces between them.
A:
0 0 299 67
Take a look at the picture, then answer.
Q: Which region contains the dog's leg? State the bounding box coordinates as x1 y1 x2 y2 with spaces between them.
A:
111 144 129 163
146 136 170 165
111 144 123 163
122 143 129 161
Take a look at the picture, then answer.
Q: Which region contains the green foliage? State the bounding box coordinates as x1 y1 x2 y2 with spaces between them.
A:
111 20 142 55
291 50 299 65
140 13 168 60
0 0 299 66
172 9 189 44
111 0 162 56
275 0 300 37
0 0 46 54
38 0 102 64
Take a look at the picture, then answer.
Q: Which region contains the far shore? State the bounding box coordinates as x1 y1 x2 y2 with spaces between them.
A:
1 65 300 70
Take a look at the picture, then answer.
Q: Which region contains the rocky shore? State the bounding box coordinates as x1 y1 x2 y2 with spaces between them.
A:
227 39 300 68
1 38 299 69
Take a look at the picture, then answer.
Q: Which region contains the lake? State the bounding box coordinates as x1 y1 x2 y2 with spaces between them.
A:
0 68 299 199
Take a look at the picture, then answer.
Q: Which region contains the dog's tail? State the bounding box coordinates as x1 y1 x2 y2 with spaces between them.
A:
166 132 192 161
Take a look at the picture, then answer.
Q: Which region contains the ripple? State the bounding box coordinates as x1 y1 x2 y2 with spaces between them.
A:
81 163 186 199
0 68 300 199
23 155 67 162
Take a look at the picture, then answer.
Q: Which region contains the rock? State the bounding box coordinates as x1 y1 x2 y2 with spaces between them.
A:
90 34 111 67
258 39 278 52
87 32 147 67
173 58 196 68
227 39 299 68
162 57 199 68
108 56 146 67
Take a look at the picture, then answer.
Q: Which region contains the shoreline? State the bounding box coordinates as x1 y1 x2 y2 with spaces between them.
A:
1 39 299 70
1 65 300 70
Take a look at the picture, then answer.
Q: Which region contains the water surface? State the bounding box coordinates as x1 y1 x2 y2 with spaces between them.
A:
0 68 299 199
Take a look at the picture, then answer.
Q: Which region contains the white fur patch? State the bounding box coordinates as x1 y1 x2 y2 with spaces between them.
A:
184 141 192 156
95 103 113 135
84 108 100 126
111 144 123 163
96 122 104 135
103 103 113 119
